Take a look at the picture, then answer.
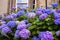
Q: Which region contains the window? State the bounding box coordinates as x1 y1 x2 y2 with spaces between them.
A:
16 0 28 9
33 0 35 9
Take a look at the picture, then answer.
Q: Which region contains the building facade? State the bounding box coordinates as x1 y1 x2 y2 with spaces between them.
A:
0 0 59 14
0 0 16 15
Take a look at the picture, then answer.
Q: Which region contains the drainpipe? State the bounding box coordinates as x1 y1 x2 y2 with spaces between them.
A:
45 0 47 9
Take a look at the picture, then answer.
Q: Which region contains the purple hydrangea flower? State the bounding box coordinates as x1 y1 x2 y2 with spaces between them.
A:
26 12 36 18
16 10 24 17
14 30 20 38
56 30 60 36
39 13 48 20
45 9 52 14
38 31 54 40
32 36 40 40
23 20 28 24
37 8 46 12
26 23 31 28
6 15 14 20
10 13 17 18
57 8 60 13
54 13 60 19
19 29 31 39
2 27 12 34
1 21 6 24
11 7 16 11
0 24 7 30
54 19 60 25
36 11 43 15
17 21 27 30
50 9 56 14
7 21 16 28
52 3 58 8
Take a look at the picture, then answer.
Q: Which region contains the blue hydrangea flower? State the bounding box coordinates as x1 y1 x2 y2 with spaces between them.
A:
38 31 54 40
19 29 31 39
54 19 60 25
54 13 60 19
2 27 12 34
0 24 7 30
11 7 16 11
32 36 40 40
57 8 60 13
52 3 58 8
7 21 16 28
39 13 48 20
23 20 28 24
37 8 45 12
36 11 43 15
50 9 56 14
26 12 36 18
45 9 52 14
56 30 60 36
14 30 20 38
26 23 31 28
10 13 17 18
6 15 14 20
17 22 27 30
16 10 24 17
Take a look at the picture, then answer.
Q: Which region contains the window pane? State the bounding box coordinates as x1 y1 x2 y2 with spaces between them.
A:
17 3 28 9
17 0 28 3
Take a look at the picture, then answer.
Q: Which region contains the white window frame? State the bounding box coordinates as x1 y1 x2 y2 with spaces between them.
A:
16 0 28 9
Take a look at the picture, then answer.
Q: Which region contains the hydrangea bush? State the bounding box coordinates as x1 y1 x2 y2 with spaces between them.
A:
0 3 60 40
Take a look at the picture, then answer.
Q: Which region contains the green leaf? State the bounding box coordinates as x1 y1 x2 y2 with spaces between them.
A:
48 27 52 30
51 31 56 35
45 18 50 21
28 25 36 30
37 30 40 34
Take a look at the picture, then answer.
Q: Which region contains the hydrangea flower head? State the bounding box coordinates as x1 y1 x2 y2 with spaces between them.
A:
26 12 36 18
0 24 7 30
10 13 17 18
38 31 54 40
32 36 40 40
56 30 60 36
14 30 20 38
39 13 48 20
54 19 60 25
45 9 52 14
52 3 58 8
11 7 16 11
19 29 31 39
1 21 6 24
50 9 56 14
16 10 24 17
6 15 14 20
17 22 27 30
26 23 31 28
54 13 60 19
37 8 45 12
23 20 28 24
7 21 16 28
2 27 12 34
36 11 43 15
57 8 60 13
